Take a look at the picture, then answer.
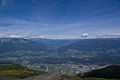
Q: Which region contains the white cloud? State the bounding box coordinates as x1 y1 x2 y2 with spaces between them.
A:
83 33 88 36
81 33 89 38
0 33 38 38
0 33 120 39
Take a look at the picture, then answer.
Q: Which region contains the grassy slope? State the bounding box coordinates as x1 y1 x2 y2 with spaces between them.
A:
0 63 43 79
0 70 38 79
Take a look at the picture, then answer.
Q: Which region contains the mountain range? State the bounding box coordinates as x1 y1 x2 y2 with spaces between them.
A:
0 38 120 65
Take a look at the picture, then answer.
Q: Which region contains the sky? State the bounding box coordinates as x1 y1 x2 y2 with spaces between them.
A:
0 0 120 39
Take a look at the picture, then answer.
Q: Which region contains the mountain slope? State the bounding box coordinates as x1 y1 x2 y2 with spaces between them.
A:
57 38 120 65
0 63 42 79
58 38 120 56
80 65 120 79
0 38 56 64
0 38 50 54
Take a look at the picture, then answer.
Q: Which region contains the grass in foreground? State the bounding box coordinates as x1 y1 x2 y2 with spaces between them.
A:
0 70 38 79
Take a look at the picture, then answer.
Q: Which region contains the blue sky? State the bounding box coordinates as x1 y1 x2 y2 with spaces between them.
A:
0 0 120 39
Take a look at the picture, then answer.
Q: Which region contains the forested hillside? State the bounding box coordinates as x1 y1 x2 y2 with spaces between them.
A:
79 65 120 79
58 38 120 55
58 38 120 62
0 38 51 54
0 38 56 64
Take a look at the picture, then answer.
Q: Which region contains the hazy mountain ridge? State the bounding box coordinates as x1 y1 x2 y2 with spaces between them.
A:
30 38 80 48
0 38 56 64
58 38 120 56
57 38 120 65
58 38 120 52
0 38 52 54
